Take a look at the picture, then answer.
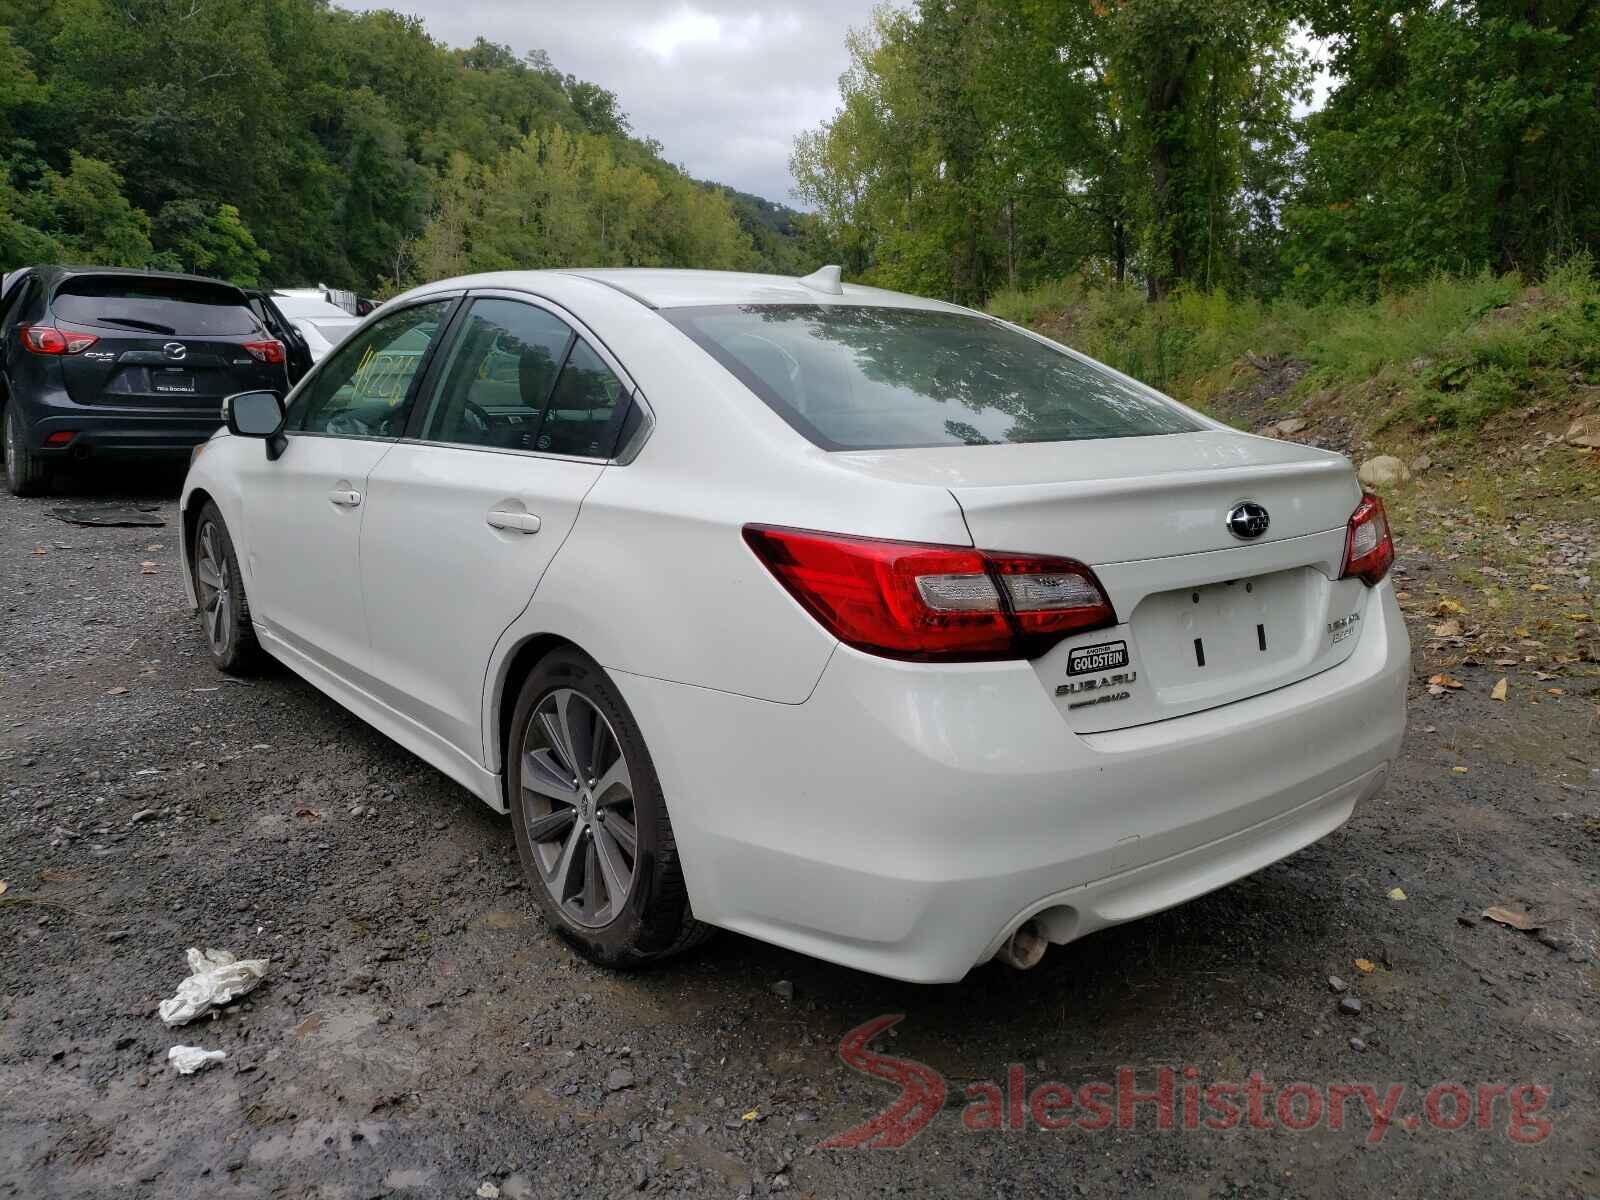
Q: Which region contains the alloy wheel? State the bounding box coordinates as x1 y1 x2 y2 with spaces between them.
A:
520 687 639 929
194 521 232 655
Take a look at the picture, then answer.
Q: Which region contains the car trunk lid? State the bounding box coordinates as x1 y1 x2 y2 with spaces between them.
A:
829 430 1370 731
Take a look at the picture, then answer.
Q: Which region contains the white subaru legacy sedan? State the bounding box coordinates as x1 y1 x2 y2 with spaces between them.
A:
179 267 1407 983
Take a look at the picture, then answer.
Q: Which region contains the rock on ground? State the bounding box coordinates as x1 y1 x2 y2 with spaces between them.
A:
1358 455 1411 487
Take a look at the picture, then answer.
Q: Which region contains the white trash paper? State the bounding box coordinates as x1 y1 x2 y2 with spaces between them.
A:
159 947 270 1027
168 1045 226 1075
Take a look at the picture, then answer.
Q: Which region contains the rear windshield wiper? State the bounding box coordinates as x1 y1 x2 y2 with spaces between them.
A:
94 316 177 334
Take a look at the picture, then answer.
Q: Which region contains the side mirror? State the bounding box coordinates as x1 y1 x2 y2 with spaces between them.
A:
222 390 288 461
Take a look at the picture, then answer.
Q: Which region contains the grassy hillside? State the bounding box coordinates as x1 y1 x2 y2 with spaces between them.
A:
993 264 1600 685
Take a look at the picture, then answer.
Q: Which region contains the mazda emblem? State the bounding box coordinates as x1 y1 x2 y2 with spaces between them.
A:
1227 501 1270 540
162 341 187 361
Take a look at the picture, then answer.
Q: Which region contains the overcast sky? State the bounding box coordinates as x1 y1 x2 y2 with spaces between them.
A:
339 0 882 205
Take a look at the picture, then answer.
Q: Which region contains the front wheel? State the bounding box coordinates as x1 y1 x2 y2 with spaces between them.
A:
3 404 49 496
508 648 710 967
192 502 265 675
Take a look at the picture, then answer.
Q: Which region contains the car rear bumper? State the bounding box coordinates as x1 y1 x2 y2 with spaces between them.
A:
24 400 221 458
612 580 1409 983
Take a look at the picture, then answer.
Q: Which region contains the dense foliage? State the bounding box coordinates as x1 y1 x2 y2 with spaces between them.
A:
793 0 1600 306
0 0 811 291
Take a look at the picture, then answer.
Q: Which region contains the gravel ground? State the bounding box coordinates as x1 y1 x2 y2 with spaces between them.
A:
2 468 1597 1200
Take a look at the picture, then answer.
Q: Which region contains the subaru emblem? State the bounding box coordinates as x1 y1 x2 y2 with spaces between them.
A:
163 341 187 361
1227 501 1270 540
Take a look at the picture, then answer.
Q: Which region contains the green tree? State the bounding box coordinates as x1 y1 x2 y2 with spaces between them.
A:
154 201 271 285
41 152 153 266
1286 0 1600 297
793 0 1307 305
0 0 801 288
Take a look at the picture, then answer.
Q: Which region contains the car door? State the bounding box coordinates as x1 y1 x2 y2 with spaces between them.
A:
358 293 635 763
237 296 458 683
247 291 313 385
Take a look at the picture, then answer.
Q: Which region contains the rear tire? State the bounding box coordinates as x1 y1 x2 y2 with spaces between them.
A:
508 648 711 968
3 403 49 496
192 502 265 675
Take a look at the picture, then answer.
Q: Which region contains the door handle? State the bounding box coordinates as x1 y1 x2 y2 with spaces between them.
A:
328 488 362 508
486 509 541 534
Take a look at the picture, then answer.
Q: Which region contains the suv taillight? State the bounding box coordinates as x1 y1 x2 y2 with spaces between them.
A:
242 339 285 364
743 524 1116 661
20 325 97 355
1340 492 1395 586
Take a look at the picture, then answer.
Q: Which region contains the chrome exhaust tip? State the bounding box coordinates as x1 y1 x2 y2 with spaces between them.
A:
993 920 1048 970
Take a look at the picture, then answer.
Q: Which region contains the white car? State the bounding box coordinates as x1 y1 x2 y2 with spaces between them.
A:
269 291 363 361
179 267 1407 983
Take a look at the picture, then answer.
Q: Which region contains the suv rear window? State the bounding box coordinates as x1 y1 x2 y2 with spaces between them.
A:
664 304 1199 451
52 276 261 337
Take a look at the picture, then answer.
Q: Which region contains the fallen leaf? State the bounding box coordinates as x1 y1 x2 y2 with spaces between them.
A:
1482 906 1539 931
0 880 8 897
1452 766 1469 774
1427 684 1446 696
293 806 322 821
105 686 128 696
1490 677 1508 701
742 1109 760 1122
1431 619 1463 637
1354 957 1375 973
33 545 47 556
1436 598 1464 614
1388 887 1408 901
1529 583 1551 593
1568 612 1593 622
1428 673 1464 689
140 560 158 575
1547 687 1566 696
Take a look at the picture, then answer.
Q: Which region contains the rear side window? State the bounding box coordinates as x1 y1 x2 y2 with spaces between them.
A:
0 274 33 329
541 339 627 457
52 276 260 336
664 304 1199 451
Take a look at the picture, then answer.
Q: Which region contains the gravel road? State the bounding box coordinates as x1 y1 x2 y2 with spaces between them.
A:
2 468 1597 1199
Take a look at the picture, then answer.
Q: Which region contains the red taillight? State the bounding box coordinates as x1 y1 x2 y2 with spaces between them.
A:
1340 492 1395 586
44 430 77 446
20 325 97 355
242 339 285 365
742 525 1115 661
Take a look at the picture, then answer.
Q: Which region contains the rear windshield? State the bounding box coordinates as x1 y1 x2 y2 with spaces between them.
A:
663 304 1199 450
52 276 260 336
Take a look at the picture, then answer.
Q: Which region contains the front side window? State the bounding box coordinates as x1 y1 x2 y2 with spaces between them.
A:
420 298 574 450
663 304 1199 451
284 300 452 438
